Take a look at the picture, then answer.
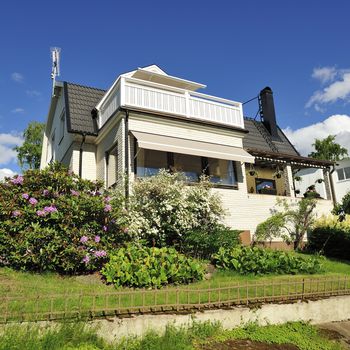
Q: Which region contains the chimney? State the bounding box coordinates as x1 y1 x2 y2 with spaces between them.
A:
259 87 279 141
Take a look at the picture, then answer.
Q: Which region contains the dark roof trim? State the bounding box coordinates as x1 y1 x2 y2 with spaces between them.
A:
63 81 98 136
246 148 334 167
276 125 300 156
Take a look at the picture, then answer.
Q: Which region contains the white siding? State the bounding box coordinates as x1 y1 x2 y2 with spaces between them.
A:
331 158 350 202
296 168 327 199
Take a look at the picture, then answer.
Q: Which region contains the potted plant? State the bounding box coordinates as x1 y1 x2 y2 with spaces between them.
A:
273 167 284 179
316 178 324 184
295 189 300 194
294 175 302 182
248 165 258 176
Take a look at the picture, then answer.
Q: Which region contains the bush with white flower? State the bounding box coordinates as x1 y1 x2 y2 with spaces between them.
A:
124 170 225 247
0 163 122 274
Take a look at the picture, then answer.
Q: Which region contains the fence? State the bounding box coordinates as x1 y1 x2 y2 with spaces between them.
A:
1 276 349 323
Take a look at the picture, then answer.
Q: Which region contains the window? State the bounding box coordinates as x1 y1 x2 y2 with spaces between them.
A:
106 144 118 187
255 178 277 195
207 158 237 186
135 147 238 187
137 149 168 177
173 153 202 182
337 169 345 181
59 111 65 144
337 167 350 181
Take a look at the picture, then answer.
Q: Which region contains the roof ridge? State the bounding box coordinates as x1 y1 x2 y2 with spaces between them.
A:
63 81 107 92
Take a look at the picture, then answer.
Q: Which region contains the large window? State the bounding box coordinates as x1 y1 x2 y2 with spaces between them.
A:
106 144 118 187
255 178 277 195
337 167 350 181
135 147 238 187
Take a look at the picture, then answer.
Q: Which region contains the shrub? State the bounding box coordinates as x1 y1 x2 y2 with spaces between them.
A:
101 244 205 288
179 226 241 259
307 215 350 260
124 170 224 247
0 163 122 274
212 246 322 275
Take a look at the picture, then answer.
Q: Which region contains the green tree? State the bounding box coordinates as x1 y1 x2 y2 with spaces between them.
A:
308 135 348 161
14 121 45 170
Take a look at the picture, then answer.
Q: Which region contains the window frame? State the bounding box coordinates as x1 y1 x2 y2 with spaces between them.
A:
105 142 118 188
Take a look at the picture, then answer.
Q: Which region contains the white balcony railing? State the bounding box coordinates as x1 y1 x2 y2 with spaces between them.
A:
98 77 244 129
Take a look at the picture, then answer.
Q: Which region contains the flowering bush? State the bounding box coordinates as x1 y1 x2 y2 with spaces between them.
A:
121 170 224 247
101 244 205 288
0 163 122 273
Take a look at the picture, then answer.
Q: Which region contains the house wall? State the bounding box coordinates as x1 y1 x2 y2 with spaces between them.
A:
331 159 350 203
296 168 328 199
96 116 125 185
41 89 74 169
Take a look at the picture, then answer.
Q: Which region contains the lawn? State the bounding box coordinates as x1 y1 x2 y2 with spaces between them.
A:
0 321 345 350
0 254 349 322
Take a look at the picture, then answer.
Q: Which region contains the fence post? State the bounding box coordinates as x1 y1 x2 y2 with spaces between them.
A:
301 278 305 300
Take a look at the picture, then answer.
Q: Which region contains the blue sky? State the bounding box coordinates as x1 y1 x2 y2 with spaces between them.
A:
1 0 350 177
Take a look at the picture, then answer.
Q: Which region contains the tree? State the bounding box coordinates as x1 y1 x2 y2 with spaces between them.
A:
308 135 348 161
14 121 45 170
255 198 317 250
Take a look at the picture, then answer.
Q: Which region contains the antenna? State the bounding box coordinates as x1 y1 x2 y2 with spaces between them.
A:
50 47 61 95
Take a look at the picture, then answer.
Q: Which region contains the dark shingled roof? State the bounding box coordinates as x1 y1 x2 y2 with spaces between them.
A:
64 82 106 135
243 118 300 156
61 82 300 157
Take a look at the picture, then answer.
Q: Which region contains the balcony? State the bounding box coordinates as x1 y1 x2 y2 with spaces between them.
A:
98 76 244 130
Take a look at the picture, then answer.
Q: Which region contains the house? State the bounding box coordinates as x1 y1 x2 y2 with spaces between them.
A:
40 65 334 246
332 159 350 203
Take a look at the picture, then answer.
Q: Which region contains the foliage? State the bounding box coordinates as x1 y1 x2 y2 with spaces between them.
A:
308 135 348 161
123 170 224 246
13 121 45 170
212 246 323 275
0 163 121 274
101 244 205 288
334 190 350 215
179 226 241 259
255 198 317 250
307 215 350 260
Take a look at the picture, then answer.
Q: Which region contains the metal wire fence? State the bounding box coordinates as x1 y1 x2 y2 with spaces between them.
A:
1 276 349 323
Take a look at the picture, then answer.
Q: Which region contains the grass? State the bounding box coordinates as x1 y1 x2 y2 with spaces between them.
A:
0 321 345 350
0 255 349 322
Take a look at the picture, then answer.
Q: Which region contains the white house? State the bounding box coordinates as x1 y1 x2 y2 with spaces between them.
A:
40 65 334 246
332 158 350 203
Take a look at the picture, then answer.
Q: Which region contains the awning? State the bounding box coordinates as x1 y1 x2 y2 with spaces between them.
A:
131 131 255 163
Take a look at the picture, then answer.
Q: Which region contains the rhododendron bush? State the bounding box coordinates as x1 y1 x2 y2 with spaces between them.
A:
0 163 122 273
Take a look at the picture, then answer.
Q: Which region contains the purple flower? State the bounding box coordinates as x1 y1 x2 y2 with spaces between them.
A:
29 197 38 206
43 190 50 196
104 196 111 203
82 255 90 264
80 236 89 243
95 191 102 196
93 250 107 258
12 210 21 217
104 204 112 212
36 210 46 217
22 193 29 200
43 205 57 213
94 235 101 243
10 175 24 185
70 189 79 196
102 225 108 232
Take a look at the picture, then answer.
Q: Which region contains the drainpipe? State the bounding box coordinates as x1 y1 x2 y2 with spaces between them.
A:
124 110 129 201
79 133 86 178
329 165 337 205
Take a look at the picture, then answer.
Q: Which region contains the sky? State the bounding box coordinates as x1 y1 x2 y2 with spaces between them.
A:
1 0 350 179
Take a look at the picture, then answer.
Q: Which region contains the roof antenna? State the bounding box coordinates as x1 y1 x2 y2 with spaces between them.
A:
50 47 61 96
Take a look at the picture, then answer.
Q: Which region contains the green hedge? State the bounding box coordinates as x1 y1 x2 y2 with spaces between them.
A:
307 227 350 260
101 245 205 288
212 246 322 275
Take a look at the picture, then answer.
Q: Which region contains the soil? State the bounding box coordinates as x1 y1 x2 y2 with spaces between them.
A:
199 339 299 350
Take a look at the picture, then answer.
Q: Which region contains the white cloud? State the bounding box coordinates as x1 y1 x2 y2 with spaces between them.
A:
283 114 350 156
312 66 337 84
11 72 24 83
0 132 23 165
11 108 25 113
26 89 41 97
0 168 16 181
307 68 350 109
